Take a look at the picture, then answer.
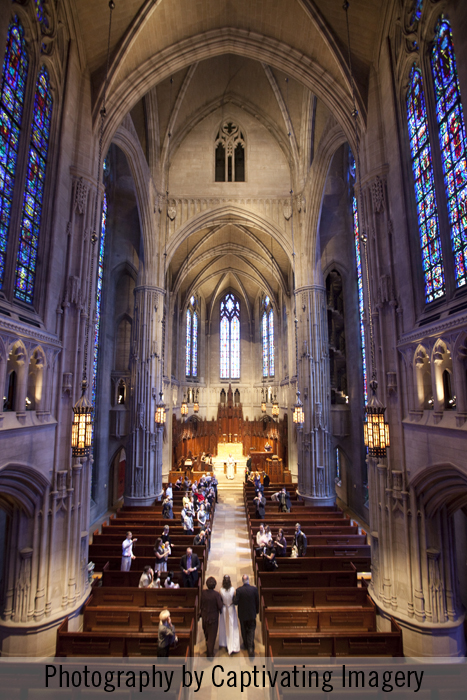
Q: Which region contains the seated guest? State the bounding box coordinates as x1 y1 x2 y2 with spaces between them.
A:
138 565 156 588
165 484 173 499
180 547 200 588
174 476 182 490
161 525 171 545
253 490 266 519
193 529 207 546
263 539 277 571
274 528 287 556
263 471 270 487
164 571 180 589
253 472 261 490
182 491 191 509
162 496 173 519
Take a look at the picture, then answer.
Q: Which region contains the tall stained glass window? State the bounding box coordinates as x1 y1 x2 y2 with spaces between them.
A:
431 17 467 289
185 296 198 378
0 18 28 288
15 66 53 303
352 194 368 404
92 193 107 409
261 296 274 377
220 293 240 379
406 65 445 302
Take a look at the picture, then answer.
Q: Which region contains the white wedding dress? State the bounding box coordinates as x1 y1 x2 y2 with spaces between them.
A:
226 456 235 480
218 587 240 654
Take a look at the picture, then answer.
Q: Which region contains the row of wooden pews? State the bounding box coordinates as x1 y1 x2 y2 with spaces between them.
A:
56 486 216 657
243 481 403 660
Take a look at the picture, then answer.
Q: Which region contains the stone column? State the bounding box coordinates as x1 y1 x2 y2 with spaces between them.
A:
125 286 164 505
295 284 334 505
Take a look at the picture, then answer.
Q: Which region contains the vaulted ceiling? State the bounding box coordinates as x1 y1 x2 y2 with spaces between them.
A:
74 0 388 312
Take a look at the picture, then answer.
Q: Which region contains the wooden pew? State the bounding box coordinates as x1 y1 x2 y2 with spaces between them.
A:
263 608 377 652
261 586 373 610
267 617 403 657
56 616 194 657
87 586 198 610
257 569 358 606
255 556 371 575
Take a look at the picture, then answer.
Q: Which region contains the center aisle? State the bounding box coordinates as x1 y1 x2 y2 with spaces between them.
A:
194 483 265 659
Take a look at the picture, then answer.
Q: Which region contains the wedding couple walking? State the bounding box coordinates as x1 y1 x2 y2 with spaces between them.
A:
201 574 259 659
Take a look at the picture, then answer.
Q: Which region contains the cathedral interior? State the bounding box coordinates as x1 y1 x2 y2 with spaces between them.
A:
0 0 467 659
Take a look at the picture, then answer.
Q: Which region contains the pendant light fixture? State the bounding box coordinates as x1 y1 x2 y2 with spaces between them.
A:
343 1 389 456
72 1 115 457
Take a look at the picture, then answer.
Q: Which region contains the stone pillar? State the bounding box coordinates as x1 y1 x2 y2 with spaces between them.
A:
295 284 334 505
125 286 164 506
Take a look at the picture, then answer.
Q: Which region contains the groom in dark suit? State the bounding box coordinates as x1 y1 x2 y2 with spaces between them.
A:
233 574 259 658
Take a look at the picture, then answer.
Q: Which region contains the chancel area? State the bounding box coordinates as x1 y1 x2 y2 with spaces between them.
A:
0 0 467 660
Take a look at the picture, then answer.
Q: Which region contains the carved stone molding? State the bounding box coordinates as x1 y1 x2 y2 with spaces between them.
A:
371 175 385 213
73 177 89 215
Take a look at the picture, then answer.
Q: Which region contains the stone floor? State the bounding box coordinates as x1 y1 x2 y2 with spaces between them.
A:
194 483 264 658
192 483 267 699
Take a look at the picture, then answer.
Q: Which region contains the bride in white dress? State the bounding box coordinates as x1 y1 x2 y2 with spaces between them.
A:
226 453 235 480
218 575 240 654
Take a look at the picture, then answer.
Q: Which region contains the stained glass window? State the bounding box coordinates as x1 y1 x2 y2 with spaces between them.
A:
220 293 240 379
0 18 28 288
268 309 274 377
262 312 268 377
15 66 53 303
406 65 445 302
261 296 274 377
92 193 107 409
34 0 49 30
410 0 423 25
431 17 467 289
353 194 368 404
185 296 198 378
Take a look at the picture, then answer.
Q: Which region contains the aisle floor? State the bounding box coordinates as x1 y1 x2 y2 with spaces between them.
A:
194 484 265 659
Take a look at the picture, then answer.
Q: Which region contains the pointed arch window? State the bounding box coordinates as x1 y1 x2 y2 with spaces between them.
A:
215 121 245 182
0 18 29 288
220 293 240 379
261 296 274 378
15 66 53 303
352 190 368 404
406 65 445 303
185 295 198 378
92 192 107 409
431 17 467 290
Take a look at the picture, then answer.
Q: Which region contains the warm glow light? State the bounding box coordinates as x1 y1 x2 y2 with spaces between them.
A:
155 391 166 425
364 385 390 457
71 383 93 456
193 401 199 413
293 391 304 425
181 395 188 416
272 397 279 417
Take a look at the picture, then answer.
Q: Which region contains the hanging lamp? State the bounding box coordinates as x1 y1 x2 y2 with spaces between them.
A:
344 1 389 456
72 1 115 457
